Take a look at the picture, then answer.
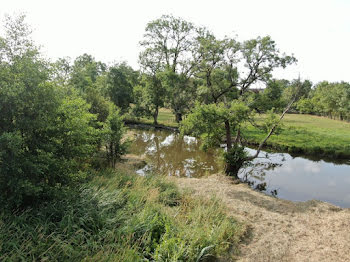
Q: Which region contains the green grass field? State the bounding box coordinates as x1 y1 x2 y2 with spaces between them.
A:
244 114 350 158
127 109 350 159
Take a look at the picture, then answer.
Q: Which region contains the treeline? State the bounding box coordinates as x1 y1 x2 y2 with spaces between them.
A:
296 81 350 121
251 79 350 121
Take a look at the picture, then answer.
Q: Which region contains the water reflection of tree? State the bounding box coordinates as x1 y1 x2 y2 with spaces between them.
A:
130 129 220 177
239 161 281 196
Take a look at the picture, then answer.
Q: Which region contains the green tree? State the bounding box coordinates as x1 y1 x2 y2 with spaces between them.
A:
103 105 128 168
132 73 165 124
282 79 312 111
66 54 112 125
182 35 296 177
50 57 72 86
296 98 314 114
335 82 350 121
85 86 110 124
158 69 197 122
69 53 106 92
0 15 100 208
107 62 138 112
260 79 289 111
194 33 239 104
139 15 200 122
310 81 350 120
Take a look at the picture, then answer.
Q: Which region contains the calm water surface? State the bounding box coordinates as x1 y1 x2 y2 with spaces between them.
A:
129 128 350 208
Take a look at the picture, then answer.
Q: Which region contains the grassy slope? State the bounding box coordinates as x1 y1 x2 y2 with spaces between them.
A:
0 163 245 261
128 109 350 158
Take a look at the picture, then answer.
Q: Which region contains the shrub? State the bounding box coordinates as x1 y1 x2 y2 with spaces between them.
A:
102 105 129 168
0 15 102 209
0 86 100 209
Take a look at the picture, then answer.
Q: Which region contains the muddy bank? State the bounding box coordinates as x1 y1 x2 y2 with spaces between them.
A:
171 174 350 262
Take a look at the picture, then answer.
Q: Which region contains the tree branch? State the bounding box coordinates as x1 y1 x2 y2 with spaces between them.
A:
247 94 297 160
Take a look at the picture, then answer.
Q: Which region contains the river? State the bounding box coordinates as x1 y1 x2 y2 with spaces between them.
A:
128 127 350 208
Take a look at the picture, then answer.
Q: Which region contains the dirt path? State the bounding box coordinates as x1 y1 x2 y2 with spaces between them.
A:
172 175 350 262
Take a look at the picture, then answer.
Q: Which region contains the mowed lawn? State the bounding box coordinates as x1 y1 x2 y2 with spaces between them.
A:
128 109 350 158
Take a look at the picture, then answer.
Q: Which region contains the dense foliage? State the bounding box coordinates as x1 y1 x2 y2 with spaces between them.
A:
297 81 350 121
0 15 126 208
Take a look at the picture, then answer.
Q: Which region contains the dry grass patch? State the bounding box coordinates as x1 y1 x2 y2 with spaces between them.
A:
173 174 350 262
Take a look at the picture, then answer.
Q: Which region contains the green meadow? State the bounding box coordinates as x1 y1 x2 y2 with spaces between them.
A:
244 114 350 158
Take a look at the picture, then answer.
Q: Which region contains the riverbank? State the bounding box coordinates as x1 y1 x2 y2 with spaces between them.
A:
172 174 350 262
127 125 349 261
125 110 350 159
124 154 350 261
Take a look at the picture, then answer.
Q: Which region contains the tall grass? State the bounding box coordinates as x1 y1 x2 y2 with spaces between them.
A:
0 168 245 261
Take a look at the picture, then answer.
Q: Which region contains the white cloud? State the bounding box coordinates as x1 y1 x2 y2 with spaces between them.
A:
304 162 321 173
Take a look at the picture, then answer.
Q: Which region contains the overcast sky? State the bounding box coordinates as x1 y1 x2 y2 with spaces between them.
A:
1 0 349 83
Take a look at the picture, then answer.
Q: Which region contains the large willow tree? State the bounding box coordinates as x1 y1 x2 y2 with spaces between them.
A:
181 34 297 177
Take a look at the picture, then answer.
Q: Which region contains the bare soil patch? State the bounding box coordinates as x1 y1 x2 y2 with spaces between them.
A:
171 174 350 262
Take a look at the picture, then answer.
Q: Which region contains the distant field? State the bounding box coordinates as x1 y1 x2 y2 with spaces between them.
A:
126 109 350 159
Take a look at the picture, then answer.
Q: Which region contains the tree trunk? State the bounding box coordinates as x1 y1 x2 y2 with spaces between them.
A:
234 128 241 144
225 120 232 150
224 120 241 177
175 112 182 123
153 106 159 125
106 145 110 165
111 142 116 168
225 163 241 178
